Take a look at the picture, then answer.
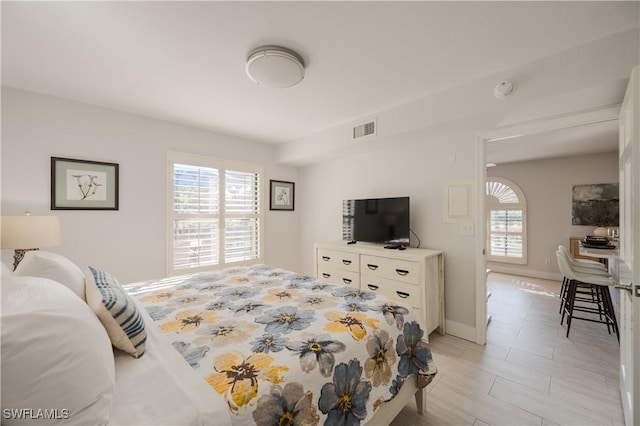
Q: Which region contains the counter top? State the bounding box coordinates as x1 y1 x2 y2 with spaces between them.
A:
579 242 619 259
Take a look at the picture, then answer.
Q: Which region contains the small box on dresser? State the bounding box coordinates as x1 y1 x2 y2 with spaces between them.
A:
314 241 445 338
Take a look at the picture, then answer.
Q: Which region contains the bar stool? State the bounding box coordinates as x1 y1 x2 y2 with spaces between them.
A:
556 245 609 315
557 248 610 312
558 245 607 269
556 251 618 340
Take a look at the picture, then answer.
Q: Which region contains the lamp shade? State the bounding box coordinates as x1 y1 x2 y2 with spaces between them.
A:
1 215 61 249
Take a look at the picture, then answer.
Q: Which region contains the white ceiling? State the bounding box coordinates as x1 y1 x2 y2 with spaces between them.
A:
486 119 619 165
2 1 638 157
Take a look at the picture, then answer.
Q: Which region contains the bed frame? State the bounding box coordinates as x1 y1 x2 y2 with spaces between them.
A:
366 375 425 424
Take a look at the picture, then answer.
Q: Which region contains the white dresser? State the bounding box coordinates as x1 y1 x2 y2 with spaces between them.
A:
314 241 445 336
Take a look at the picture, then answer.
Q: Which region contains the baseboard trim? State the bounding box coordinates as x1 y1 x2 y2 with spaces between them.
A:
487 265 562 282
447 268 562 346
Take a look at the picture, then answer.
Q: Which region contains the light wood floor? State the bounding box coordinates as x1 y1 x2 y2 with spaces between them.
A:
389 272 623 426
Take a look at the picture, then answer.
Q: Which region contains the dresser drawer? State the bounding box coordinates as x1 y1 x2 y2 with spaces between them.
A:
360 255 420 285
317 248 360 272
317 265 359 287
361 274 423 311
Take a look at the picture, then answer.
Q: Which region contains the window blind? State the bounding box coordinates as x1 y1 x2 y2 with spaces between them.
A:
224 170 261 263
169 154 262 275
489 209 523 258
486 178 527 264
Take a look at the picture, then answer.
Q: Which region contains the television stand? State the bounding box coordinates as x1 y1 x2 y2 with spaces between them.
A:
314 241 445 336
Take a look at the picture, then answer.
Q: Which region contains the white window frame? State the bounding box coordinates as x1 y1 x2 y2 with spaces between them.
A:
486 177 527 265
167 152 264 275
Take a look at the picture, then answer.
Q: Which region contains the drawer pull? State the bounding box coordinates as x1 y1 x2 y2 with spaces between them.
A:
395 269 409 276
367 264 379 270
342 259 352 265
343 278 352 284
396 291 410 299
367 284 379 290
322 256 330 261
322 273 331 278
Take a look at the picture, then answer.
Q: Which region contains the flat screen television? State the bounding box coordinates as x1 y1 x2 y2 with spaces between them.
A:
342 197 410 247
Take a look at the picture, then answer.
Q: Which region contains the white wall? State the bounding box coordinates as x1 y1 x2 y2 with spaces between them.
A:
288 29 638 340
487 152 619 279
297 124 479 337
1 87 299 283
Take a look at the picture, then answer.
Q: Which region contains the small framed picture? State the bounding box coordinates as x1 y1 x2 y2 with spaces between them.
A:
51 157 119 210
270 180 295 211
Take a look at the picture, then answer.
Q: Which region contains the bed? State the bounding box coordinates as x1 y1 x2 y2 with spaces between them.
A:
1 255 436 426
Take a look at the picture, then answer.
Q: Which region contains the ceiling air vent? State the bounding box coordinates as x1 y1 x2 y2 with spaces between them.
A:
352 119 376 140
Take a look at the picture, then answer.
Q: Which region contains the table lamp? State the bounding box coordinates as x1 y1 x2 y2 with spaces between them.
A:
1 214 62 270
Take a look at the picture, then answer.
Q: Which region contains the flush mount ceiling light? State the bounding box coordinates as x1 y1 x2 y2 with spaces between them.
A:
246 46 305 88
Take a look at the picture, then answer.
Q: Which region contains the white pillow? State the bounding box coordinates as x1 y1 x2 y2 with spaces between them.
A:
1 276 115 425
86 266 147 358
13 251 85 300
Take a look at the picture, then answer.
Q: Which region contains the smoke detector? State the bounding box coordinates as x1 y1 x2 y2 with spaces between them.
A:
246 46 305 88
494 80 515 98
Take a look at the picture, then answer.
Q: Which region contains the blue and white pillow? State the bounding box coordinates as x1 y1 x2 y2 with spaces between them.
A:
86 266 146 358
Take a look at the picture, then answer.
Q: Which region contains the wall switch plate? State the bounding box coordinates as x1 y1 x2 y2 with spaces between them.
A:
460 223 474 236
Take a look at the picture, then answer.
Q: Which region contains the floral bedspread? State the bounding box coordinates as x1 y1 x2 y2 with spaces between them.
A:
125 264 436 426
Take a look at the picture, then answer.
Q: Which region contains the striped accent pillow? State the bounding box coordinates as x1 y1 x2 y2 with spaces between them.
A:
86 266 146 358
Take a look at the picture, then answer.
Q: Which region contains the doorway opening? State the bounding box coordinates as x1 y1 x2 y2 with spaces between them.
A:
474 105 621 345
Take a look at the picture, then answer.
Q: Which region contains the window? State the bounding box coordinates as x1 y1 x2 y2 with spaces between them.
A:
168 152 263 275
486 177 527 264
